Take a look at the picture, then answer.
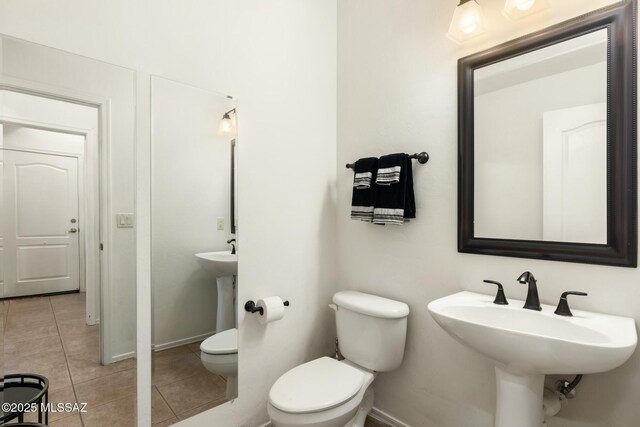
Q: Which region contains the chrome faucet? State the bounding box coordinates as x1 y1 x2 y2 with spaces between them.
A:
517 271 541 311
227 238 236 255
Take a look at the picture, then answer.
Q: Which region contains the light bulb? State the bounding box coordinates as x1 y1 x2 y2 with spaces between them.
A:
502 0 548 20
219 114 233 134
516 0 535 10
461 19 478 35
447 0 486 44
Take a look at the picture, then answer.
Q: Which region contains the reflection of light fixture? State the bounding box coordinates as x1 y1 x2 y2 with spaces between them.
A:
502 0 549 21
219 108 236 134
447 0 486 44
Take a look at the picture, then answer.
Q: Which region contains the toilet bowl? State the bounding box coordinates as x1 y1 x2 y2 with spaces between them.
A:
268 291 409 427
201 327 238 400
268 357 376 427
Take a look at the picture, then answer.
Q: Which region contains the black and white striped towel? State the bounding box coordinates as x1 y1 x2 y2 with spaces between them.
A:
375 153 404 185
354 171 373 189
373 154 416 225
351 157 379 222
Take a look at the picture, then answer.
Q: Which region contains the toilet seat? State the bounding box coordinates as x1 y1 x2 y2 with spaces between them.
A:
269 357 365 414
201 328 237 355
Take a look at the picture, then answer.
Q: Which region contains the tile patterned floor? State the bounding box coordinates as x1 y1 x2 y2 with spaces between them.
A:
1 293 228 426
364 416 392 427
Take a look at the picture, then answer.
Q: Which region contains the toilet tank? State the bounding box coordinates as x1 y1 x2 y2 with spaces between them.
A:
333 291 409 372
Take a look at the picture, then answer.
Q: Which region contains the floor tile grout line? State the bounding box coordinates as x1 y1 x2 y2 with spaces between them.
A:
152 364 218 389
78 392 138 425
3 300 9 333
77 387 136 413
154 384 179 421
70 364 136 388
51 296 87 427
154 369 228 418
154 381 192 420
173 395 229 420
3 298 57 343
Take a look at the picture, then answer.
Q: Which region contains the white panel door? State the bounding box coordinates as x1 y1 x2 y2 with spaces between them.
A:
2 149 80 297
542 103 607 244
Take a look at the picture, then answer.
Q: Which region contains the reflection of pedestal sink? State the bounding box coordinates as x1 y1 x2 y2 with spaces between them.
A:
196 251 238 333
428 291 637 427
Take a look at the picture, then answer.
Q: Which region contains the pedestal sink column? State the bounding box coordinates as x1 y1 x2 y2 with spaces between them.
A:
494 367 544 427
216 275 236 333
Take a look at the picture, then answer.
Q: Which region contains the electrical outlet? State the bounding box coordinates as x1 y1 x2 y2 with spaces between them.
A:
217 217 225 231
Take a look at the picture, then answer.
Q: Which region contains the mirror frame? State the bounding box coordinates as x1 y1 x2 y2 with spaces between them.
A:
230 137 237 234
458 0 637 267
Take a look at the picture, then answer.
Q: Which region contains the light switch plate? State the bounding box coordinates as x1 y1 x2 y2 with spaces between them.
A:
217 217 225 231
116 213 134 228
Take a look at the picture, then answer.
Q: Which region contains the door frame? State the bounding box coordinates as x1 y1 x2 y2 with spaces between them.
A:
0 75 113 364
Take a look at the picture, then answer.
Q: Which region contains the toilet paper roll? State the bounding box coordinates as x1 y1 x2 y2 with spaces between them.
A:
543 389 562 418
256 296 286 324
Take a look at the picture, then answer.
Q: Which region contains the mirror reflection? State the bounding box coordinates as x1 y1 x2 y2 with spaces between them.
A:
1 36 137 425
474 29 608 244
151 76 238 422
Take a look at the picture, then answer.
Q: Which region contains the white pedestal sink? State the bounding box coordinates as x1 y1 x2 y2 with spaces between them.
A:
195 251 238 333
428 291 637 427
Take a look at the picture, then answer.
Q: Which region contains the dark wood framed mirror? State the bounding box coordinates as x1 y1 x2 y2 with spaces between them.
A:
458 0 637 267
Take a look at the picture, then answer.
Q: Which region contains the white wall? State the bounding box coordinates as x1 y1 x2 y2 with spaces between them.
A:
151 77 234 348
0 40 137 361
337 1 640 427
0 1 338 425
474 62 606 240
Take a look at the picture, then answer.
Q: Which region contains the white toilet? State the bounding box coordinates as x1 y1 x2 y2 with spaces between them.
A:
201 327 238 400
268 290 410 427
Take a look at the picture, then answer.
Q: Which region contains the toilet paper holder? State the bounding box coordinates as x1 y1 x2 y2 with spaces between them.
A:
244 299 290 315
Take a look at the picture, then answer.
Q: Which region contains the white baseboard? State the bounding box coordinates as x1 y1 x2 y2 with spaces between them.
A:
109 350 135 363
369 406 411 427
152 331 215 352
255 407 408 427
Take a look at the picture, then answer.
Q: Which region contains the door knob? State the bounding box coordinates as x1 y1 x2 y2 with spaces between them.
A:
69 228 78 233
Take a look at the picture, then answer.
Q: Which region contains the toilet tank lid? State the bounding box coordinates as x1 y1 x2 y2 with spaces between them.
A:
333 291 409 319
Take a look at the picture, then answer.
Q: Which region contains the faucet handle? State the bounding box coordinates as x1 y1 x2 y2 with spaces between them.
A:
483 280 508 305
554 291 588 317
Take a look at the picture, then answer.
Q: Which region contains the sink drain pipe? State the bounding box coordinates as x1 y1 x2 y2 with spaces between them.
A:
557 375 583 398
543 375 583 423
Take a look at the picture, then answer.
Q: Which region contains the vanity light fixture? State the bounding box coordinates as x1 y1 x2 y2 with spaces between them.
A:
502 0 550 21
219 108 236 134
447 0 486 44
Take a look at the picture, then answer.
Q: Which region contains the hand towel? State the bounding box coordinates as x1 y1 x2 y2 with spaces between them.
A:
351 157 378 222
373 154 416 225
376 153 404 185
353 157 377 189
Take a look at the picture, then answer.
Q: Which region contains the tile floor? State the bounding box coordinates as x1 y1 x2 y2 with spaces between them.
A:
1 293 228 426
364 416 392 427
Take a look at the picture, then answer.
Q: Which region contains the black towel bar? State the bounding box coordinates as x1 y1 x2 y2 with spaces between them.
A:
346 152 429 169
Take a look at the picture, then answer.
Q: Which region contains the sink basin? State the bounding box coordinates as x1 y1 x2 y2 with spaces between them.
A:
428 291 637 427
428 291 636 375
195 251 237 278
